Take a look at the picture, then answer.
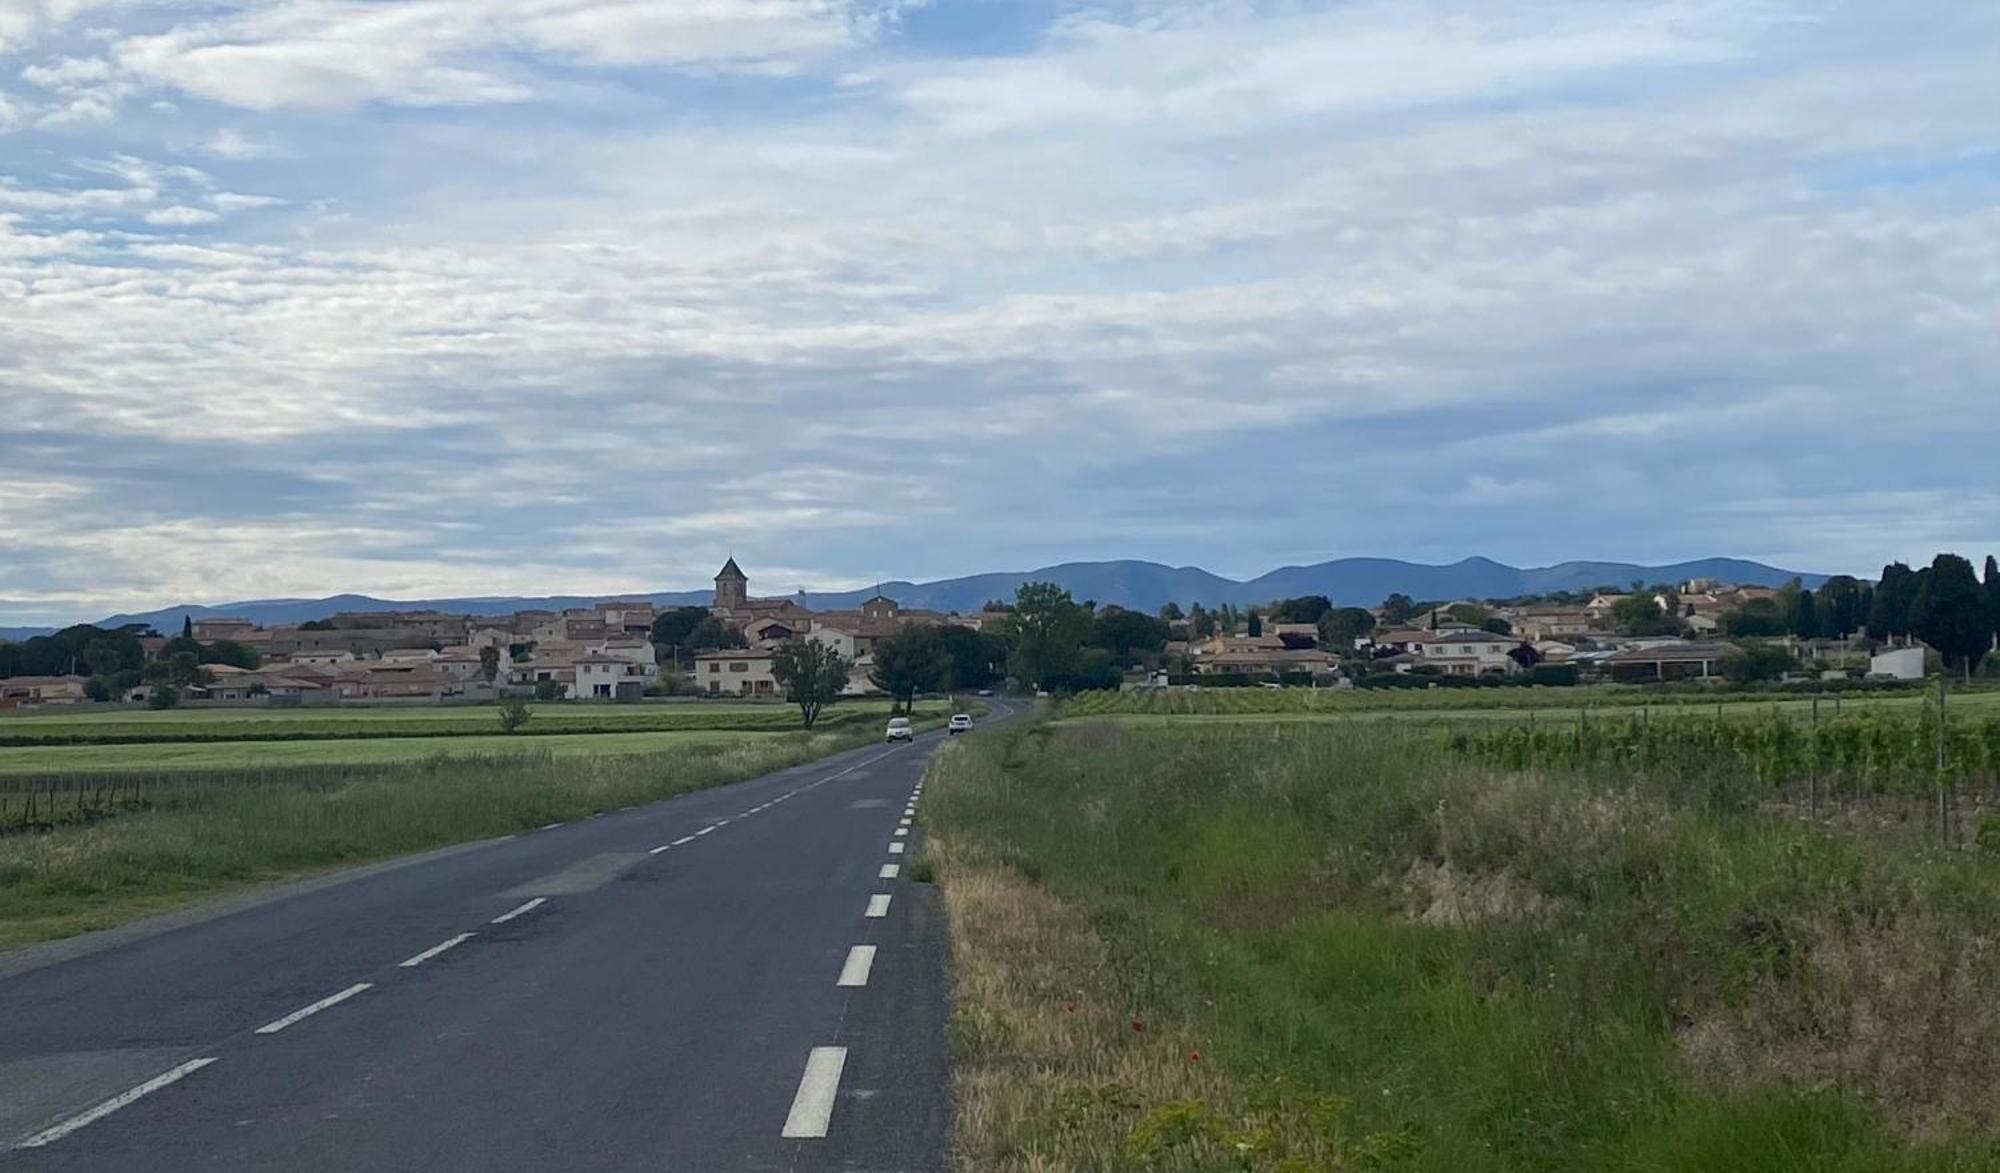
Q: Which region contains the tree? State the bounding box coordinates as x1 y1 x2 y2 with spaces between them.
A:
1217 604 1242 636
1721 599 1787 638
1912 553 1993 680
1610 595 1675 637
1724 644 1795 685
999 582 1094 691
204 639 260 670
1817 576 1863 640
651 606 710 652
180 615 192 639
935 624 1003 691
1040 648 1123 694
149 682 183 710
479 646 501 684
1245 610 1264 638
870 624 950 712
497 697 533 734
1271 596 1332 625
1090 607 1170 667
1188 603 1217 638
1316 607 1375 651
1157 602 1185 623
1869 563 1917 642
84 637 127 678
533 679 566 701
1479 617 1513 636
771 639 852 728
1507 642 1543 670
1987 556 2000 649
690 616 747 651
1446 603 1488 627
1793 588 1821 641
1380 594 1416 626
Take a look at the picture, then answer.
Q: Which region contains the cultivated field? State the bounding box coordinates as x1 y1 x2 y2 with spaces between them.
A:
1059 682 2000 723
0 729 771 775
0 699 914 745
924 711 2000 1170
0 699 965 946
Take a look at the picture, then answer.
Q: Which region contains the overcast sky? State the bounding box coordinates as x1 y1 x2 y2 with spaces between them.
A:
3 0 1997 624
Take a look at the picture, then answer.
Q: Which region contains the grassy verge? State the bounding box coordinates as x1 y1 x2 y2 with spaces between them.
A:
925 719 2000 1171
0 722 907 949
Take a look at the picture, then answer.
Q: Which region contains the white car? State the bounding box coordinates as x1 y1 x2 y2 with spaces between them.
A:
885 717 914 743
948 714 974 735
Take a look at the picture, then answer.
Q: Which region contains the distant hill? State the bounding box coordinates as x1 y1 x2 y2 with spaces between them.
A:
0 627 53 643
77 556 1824 633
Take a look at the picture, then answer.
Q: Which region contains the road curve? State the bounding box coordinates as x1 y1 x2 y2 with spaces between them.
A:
0 698 1015 1172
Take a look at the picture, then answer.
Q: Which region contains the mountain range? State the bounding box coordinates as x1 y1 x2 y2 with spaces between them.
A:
1 556 1825 640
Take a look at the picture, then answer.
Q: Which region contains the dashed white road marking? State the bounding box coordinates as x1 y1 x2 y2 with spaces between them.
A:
866 894 892 918
671 834 697 846
781 1047 848 1139
538 822 565 831
837 945 877 988
898 818 911 828
255 983 373 1035
879 864 900 879
696 826 718 837
893 828 908 838
491 898 545 924
15 1057 220 1149
889 842 905 854
400 933 476 968
649 844 673 855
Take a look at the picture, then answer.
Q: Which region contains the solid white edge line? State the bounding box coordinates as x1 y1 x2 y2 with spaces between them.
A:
491 898 545 924
781 1047 848 1139
399 932 476 968
837 944 877 987
15 1057 220 1149
254 982 374 1035
889 842 905 854
879 864 900 879
865 894 892 918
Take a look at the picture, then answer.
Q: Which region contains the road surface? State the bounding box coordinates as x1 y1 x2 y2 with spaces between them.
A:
0 701 1012 1171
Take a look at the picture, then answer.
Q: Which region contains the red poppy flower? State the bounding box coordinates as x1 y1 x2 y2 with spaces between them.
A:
1131 1020 1146 1033
1188 1051 1201 1062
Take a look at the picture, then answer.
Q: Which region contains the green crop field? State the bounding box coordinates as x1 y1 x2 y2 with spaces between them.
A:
1056 683 2000 725
0 729 773 775
0 699 930 746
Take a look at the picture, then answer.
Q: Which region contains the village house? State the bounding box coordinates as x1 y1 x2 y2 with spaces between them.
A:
695 648 779 697
1415 630 1521 676
0 675 90 707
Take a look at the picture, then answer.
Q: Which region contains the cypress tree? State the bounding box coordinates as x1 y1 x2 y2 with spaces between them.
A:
1793 588 1820 641
1913 554 1991 680
1986 555 2000 648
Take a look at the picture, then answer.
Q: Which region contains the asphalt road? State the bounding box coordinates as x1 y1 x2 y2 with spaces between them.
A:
0 699 1014 1171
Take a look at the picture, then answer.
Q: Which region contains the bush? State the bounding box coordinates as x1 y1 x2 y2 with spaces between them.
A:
496 698 533 734
532 680 566 702
1529 664 1580 687
147 683 182 710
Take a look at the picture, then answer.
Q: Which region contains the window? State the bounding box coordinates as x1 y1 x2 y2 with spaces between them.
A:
730 662 749 673
708 663 720 674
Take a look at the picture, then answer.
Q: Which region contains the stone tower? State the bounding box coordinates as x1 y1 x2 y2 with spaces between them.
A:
714 557 748 613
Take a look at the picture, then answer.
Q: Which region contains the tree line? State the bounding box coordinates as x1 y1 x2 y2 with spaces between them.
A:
0 622 262 706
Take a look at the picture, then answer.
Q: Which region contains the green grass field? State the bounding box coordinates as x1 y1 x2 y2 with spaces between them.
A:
0 729 774 774
0 699 923 746
927 718 2000 1171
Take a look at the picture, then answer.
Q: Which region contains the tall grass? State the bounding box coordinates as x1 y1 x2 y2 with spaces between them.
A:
927 719 2000 1171
0 729 878 947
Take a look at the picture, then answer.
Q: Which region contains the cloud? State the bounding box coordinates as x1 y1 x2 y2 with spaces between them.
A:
143 204 220 225
3 0 1999 621
199 127 292 159
110 0 904 110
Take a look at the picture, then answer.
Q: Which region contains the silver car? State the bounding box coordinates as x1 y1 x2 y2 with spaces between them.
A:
885 717 914 743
